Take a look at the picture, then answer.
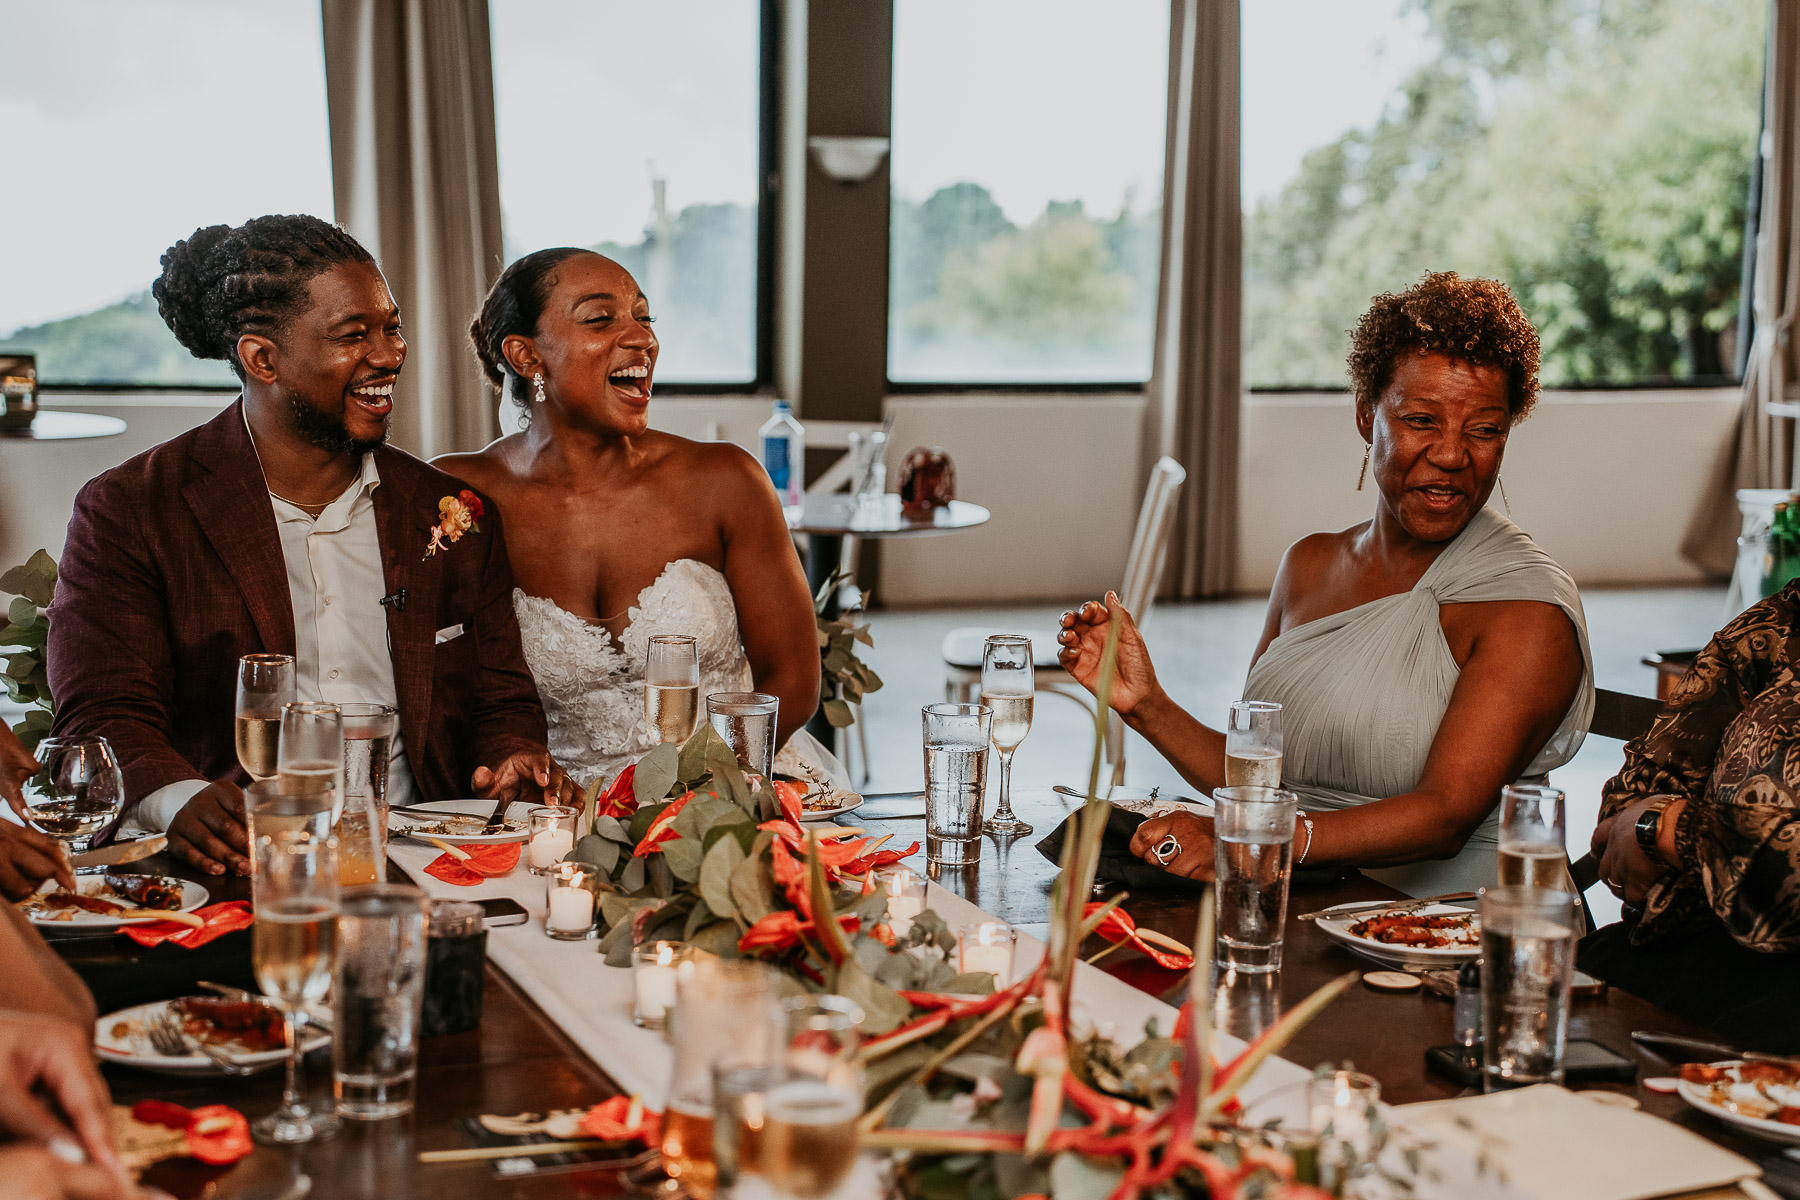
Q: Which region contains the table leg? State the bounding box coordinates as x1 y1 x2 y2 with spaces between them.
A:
803 532 845 747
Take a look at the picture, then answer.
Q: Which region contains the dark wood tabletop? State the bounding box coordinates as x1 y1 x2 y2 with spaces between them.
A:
53 789 1780 1196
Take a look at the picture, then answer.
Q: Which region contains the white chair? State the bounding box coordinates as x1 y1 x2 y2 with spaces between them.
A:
939 456 1188 786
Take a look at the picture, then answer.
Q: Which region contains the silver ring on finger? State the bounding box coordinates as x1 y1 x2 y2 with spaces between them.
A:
1152 836 1182 866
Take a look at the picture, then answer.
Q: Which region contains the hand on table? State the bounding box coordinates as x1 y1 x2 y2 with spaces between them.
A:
0 1012 129 1191
1590 797 1674 905
1130 811 1215 880
0 1145 162 1200
473 749 576 808
0 822 76 900
1057 592 1161 717
166 781 249 877
1 722 40 819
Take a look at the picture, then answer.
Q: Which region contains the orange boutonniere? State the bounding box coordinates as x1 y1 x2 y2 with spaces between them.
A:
424 489 484 558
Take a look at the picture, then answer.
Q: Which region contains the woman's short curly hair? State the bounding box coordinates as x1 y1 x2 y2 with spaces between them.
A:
1346 271 1540 423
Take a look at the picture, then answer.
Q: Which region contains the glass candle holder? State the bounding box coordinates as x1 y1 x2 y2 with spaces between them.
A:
876 866 927 938
633 939 692 1029
527 804 581 874
543 861 598 940
1308 1069 1382 1191
957 921 1017 984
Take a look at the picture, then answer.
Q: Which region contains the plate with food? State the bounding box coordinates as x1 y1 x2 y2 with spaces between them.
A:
19 873 209 935
388 798 532 846
96 996 326 1078
1676 1060 1800 1146
798 790 864 823
1314 903 1481 967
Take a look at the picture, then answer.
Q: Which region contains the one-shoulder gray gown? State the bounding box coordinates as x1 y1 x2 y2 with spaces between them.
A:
1242 507 1595 897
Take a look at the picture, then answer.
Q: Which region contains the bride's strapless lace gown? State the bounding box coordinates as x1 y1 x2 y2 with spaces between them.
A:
513 558 844 789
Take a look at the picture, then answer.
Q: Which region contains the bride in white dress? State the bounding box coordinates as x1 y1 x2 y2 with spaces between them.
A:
440 248 842 790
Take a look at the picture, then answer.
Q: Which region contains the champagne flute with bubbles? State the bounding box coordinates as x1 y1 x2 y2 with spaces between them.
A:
645 634 701 745
1226 701 1283 788
235 655 294 782
277 703 343 823
979 635 1033 836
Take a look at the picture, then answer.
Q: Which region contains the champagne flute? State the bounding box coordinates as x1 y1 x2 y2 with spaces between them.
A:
761 996 865 1199
1226 701 1283 787
235 654 295 781
21 737 125 868
646 634 701 745
979 635 1033 836
278 703 344 823
248 807 340 1144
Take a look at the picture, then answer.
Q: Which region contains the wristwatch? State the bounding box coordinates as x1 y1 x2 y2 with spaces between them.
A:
1633 797 1674 859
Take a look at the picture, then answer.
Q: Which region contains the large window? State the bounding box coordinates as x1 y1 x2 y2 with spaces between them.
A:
0 1 333 387
887 0 1170 385
1244 0 1764 389
490 2 765 386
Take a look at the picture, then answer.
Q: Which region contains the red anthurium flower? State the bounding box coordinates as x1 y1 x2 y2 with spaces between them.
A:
632 791 696 857
595 765 639 819
131 1100 253 1166
737 909 862 956
425 843 522 886
769 839 812 914
772 779 808 819
842 840 919 876
1083 901 1195 971
581 1094 660 1145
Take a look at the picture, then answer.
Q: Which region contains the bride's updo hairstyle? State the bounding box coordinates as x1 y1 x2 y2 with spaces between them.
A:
152 214 375 381
469 246 590 415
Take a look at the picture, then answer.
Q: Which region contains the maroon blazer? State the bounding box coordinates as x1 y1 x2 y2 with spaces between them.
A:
47 401 549 811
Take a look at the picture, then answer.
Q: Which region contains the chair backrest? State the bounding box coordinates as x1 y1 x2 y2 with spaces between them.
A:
1118 456 1188 618
1589 688 1661 743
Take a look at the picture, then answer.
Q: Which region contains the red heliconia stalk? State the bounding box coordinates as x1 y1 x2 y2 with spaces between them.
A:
805 829 852 966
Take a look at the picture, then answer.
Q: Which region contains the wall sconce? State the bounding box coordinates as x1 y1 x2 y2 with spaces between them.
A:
807 136 890 184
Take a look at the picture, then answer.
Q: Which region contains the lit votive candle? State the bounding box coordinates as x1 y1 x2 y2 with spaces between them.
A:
633 940 690 1029
877 867 926 937
958 921 1017 984
1308 1068 1380 1188
543 860 598 940
527 804 581 873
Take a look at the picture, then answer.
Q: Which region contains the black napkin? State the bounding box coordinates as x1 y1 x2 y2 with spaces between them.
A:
1034 809 1349 891
65 929 258 1015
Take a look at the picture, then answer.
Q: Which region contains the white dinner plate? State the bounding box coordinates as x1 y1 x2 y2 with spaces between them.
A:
389 798 534 846
22 875 209 936
1677 1062 1800 1147
96 999 328 1078
798 794 864 823
1314 902 1481 969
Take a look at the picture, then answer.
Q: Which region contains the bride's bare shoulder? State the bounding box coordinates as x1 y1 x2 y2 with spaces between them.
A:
432 435 523 493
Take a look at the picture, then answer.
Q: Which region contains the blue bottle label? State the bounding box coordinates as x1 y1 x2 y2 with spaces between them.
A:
763 436 791 491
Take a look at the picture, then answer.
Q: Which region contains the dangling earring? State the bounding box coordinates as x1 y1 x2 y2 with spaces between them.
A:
1356 445 1370 491
532 373 547 404
1498 475 1512 515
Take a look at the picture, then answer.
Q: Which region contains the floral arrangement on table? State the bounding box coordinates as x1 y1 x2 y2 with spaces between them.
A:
0 548 57 751
560 612 1362 1200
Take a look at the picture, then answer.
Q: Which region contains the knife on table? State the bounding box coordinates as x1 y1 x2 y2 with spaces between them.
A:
1630 1031 1800 1065
69 836 166 870
1295 891 1479 923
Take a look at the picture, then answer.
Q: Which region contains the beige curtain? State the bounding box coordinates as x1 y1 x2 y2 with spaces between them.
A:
1147 0 1242 598
1680 0 1800 575
322 0 504 458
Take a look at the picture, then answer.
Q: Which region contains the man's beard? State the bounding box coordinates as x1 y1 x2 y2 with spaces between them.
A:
287 392 387 456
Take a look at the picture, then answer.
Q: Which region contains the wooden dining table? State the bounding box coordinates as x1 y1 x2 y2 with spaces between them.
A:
52 787 1785 1197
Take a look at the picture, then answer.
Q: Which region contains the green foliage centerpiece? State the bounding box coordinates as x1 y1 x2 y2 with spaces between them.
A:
0 549 57 751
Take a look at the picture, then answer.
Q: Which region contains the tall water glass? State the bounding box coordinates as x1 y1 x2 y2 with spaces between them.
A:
339 703 395 885
664 959 781 1198
250 823 340 1144
333 884 429 1120
979 635 1034 836
1226 701 1283 788
246 781 334 847
759 996 866 1200
647 635 701 745
278 703 344 822
709 692 778 779
922 703 991 867
848 428 888 500
20 737 125 862
1212 786 1298 973
1480 885 1578 1091
236 654 295 781
710 994 788 1189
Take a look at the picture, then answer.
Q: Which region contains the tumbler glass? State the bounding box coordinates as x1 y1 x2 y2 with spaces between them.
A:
333 884 429 1120
663 959 781 1197
761 997 866 1199
338 702 395 882
922 702 991 867
420 900 486 1038
1211 786 1298 973
1480 885 1578 1091
709 692 779 779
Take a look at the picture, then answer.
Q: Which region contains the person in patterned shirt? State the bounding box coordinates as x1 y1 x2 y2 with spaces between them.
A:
1582 588 1800 1050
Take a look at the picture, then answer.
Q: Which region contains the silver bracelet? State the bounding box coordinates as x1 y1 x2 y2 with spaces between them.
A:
1297 816 1315 865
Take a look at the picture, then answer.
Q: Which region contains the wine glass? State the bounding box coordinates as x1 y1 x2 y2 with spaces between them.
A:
645 635 701 745
248 811 340 1144
277 703 344 823
979 635 1033 836
235 655 295 782
761 996 866 1199
21 737 126 871
1225 701 1283 788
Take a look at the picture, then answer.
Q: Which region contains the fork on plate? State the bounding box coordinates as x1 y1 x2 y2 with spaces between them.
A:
146 1005 258 1076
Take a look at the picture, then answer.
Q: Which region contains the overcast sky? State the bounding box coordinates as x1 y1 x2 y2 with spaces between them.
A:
0 0 1427 336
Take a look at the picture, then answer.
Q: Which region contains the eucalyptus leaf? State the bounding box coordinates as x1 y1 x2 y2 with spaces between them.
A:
940 972 998 996
1048 1151 1126 1200
729 853 773 923
618 854 647 893
597 919 637 966
6 655 36 681
700 815 753 856
6 598 33 627
569 833 620 875
632 742 681 805
661 836 704 883
833 956 912 1035
698 836 744 920
684 899 715 940
679 725 731 783
648 855 675 898
822 698 854 728
687 919 742 958
592 814 632 844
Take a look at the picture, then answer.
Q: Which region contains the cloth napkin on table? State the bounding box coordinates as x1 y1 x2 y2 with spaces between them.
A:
121 902 253 949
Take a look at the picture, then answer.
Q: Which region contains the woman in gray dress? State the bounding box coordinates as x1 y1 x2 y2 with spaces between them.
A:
1057 272 1593 896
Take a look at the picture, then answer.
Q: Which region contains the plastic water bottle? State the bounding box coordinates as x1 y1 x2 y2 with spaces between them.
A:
760 400 805 508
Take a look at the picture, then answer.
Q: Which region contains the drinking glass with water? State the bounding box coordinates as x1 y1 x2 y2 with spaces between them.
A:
1212 785 1298 974
1480 885 1577 1091
921 702 992 867
338 703 395 885
709 691 778 779
333 884 429 1120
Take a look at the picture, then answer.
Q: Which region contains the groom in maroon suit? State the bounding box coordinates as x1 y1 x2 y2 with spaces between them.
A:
48 215 571 876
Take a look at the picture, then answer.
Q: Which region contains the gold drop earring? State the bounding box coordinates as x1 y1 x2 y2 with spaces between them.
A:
1356 445 1370 491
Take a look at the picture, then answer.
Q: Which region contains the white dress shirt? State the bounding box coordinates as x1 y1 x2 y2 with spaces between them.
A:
126 453 416 833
